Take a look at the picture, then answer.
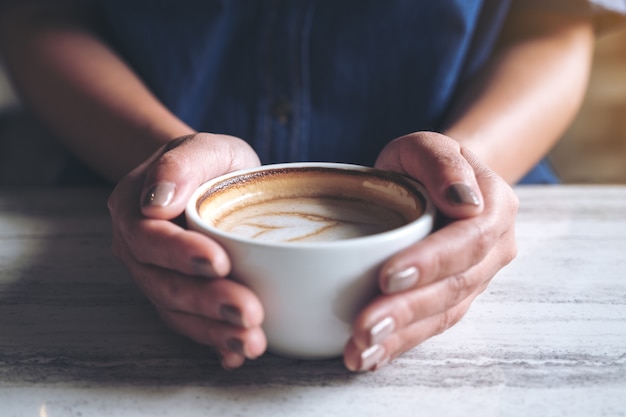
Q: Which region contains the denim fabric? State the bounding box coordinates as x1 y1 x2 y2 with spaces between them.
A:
517 160 560 185
94 0 560 184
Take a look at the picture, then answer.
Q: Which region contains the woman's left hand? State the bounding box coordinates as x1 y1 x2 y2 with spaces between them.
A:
344 131 519 371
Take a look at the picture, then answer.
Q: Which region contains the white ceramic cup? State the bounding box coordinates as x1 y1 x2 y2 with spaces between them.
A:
185 162 435 359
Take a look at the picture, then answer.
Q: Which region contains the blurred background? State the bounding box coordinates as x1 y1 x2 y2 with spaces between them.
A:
1 25 626 185
550 24 626 184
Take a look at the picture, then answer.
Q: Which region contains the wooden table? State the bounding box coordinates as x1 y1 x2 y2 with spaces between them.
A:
0 186 625 416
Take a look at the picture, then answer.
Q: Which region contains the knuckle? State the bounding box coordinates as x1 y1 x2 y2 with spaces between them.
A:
434 304 467 336
162 135 194 153
395 294 418 325
445 273 470 306
132 251 150 265
508 190 520 213
434 311 453 336
503 239 518 266
434 151 467 174
153 151 186 174
419 131 459 151
469 220 497 260
496 229 519 269
160 276 186 305
421 245 444 287
477 280 490 295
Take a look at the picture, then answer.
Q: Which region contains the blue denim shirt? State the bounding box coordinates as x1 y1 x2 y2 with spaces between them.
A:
93 0 564 183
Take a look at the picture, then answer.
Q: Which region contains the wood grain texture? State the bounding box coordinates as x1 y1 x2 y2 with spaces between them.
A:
0 186 624 416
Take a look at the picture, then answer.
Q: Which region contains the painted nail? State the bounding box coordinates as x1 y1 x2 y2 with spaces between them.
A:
446 183 480 206
226 338 245 356
369 316 396 346
219 304 245 327
191 257 217 278
359 344 386 372
386 266 418 293
142 182 176 207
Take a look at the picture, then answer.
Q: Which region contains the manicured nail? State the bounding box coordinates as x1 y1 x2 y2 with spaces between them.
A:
219 304 245 327
226 338 245 356
385 266 418 293
191 257 217 278
359 344 386 372
446 183 480 206
369 316 396 346
142 182 176 207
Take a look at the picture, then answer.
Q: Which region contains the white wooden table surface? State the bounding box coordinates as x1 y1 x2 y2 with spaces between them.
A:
0 185 624 417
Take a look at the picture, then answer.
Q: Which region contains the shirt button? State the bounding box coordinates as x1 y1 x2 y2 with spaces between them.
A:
271 96 292 124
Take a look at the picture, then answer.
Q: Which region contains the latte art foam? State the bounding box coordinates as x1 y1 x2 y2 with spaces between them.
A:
213 196 407 243
197 166 424 244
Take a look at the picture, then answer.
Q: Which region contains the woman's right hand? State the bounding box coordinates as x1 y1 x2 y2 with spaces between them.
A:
107 133 267 369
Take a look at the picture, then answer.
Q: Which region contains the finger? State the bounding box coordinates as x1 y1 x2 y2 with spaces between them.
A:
117 215 231 278
218 350 246 370
344 288 477 372
158 309 267 360
380 209 509 294
140 133 261 219
379 160 518 293
352 271 481 354
109 168 232 277
375 131 483 219
119 254 264 329
350 234 515 352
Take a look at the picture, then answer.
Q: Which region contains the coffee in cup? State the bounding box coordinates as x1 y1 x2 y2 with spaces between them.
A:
197 166 424 243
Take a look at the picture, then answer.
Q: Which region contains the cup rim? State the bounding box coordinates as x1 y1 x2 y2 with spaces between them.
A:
185 162 436 249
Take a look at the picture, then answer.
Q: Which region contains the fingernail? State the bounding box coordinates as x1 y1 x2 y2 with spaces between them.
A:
191 257 217 278
219 304 245 327
142 182 176 207
446 183 480 206
359 344 386 372
369 316 396 346
385 266 418 293
226 338 245 356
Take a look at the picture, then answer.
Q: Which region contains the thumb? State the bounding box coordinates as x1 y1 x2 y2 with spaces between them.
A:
375 131 484 220
140 133 261 220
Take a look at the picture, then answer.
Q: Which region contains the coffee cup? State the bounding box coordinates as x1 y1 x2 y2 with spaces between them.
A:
185 162 435 359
